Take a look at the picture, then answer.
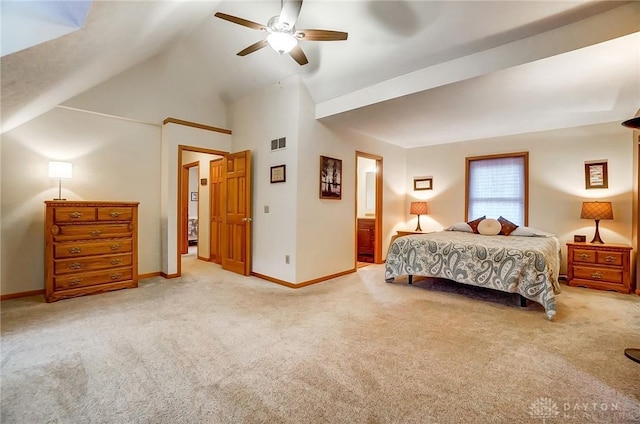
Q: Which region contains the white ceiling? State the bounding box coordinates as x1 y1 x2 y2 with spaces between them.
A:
1 0 639 148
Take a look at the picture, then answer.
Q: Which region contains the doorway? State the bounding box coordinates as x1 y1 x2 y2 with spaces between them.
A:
181 161 199 256
177 146 253 278
355 151 383 265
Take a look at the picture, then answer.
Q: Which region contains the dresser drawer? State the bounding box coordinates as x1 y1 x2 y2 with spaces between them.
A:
98 207 132 221
573 265 623 284
596 251 623 267
572 249 596 264
53 223 132 241
54 207 96 223
54 253 132 275
54 239 132 259
54 268 132 290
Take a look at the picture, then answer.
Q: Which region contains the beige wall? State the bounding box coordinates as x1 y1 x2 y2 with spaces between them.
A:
229 75 407 284
405 122 634 274
0 107 163 294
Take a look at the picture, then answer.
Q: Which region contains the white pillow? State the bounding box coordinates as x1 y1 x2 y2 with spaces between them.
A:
477 218 501 236
510 226 554 237
445 222 473 232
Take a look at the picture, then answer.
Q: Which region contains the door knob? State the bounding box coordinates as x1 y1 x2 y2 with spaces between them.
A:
241 217 252 222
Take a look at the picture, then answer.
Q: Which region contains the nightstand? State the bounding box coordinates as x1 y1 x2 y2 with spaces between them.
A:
396 230 429 236
566 242 632 294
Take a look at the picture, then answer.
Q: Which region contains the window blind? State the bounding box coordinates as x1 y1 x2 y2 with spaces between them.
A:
468 156 525 225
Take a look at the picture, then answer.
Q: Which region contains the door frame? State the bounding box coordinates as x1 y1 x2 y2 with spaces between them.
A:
355 151 383 264
177 145 228 277
180 161 199 255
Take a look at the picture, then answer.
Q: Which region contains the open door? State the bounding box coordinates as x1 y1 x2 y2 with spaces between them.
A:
222 150 252 275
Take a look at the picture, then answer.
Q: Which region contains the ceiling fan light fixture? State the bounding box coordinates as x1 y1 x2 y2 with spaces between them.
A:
267 32 297 54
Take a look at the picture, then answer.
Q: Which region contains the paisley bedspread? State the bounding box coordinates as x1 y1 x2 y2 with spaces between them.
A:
385 231 561 319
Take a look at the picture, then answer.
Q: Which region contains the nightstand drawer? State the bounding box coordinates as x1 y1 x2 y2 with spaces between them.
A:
572 249 596 264
596 251 623 266
573 265 623 284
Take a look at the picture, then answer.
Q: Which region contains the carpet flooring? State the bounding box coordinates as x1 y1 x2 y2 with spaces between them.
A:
2 256 639 423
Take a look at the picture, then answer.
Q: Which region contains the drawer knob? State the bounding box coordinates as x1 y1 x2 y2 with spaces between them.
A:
110 273 122 280
69 262 82 270
110 243 121 250
69 278 81 286
604 256 616 263
110 211 121 218
89 230 102 237
591 272 603 280
110 258 122 265
69 247 82 254
579 253 590 260
68 211 83 219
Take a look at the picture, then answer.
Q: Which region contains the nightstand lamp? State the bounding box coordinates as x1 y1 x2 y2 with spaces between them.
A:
410 201 428 232
580 201 613 244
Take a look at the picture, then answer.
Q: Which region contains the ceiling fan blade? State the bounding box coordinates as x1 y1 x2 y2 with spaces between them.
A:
295 29 348 41
237 39 269 56
289 45 309 65
214 12 266 31
279 0 303 29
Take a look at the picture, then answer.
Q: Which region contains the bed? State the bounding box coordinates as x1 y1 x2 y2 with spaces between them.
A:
385 229 561 320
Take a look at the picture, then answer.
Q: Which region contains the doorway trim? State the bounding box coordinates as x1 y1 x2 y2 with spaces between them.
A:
355 151 383 264
181 161 199 255
177 145 228 277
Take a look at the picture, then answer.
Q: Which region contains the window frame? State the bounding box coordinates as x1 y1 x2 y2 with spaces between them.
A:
465 152 529 226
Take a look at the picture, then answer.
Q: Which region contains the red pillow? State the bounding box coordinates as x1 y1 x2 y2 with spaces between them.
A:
498 216 519 236
467 216 486 234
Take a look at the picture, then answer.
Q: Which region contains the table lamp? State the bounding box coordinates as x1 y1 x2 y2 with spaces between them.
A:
410 201 428 232
48 161 72 200
580 201 613 244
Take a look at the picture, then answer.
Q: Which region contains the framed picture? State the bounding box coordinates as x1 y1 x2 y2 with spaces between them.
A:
190 192 198 201
585 161 608 189
320 156 342 199
414 177 433 191
270 164 286 183
200 178 207 186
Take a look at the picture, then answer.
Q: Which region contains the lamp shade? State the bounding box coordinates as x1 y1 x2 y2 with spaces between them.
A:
410 201 428 215
621 117 640 129
580 201 613 220
48 162 72 179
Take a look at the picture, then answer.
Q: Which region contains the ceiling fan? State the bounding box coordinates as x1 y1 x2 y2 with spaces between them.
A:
214 0 348 66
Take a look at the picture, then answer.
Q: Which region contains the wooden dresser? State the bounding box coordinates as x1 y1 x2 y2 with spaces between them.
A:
45 201 139 302
566 242 632 294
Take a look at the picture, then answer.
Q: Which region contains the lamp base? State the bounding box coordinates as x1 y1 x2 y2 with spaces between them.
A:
590 219 604 244
415 215 422 232
53 198 67 201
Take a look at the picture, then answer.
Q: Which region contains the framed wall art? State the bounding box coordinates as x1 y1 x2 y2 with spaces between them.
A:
585 161 608 189
414 177 433 191
190 192 198 201
320 156 342 199
270 165 286 183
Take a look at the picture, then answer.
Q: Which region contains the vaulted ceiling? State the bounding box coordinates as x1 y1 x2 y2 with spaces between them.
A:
2 1 639 148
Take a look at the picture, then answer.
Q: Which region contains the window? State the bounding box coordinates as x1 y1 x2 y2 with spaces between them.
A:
466 152 528 226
